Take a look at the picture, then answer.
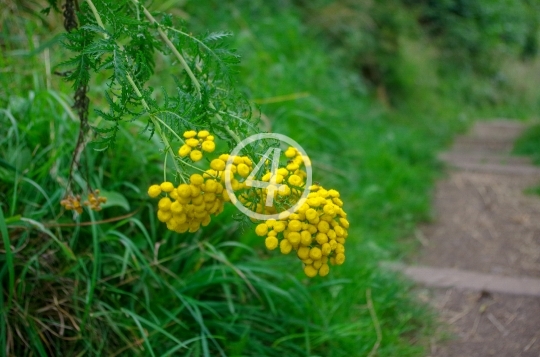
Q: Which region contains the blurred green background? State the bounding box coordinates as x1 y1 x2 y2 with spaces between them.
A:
1 0 539 356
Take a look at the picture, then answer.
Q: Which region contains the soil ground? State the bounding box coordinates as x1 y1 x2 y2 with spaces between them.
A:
408 121 540 357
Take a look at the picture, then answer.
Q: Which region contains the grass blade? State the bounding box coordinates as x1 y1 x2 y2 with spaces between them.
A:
0 208 14 308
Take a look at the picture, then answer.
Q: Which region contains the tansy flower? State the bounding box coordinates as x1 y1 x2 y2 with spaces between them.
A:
202 141 215 152
178 145 191 157
183 130 197 138
160 182 174 192
148 185 162 198
190 150 203 161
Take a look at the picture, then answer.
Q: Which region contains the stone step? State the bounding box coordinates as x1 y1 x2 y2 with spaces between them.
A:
469 120 526 141
383 263 540 297
443 161 540 175
438 152 532 166
452 137 516 153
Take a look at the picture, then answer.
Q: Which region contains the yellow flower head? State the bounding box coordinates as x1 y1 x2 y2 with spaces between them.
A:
303 265 318 278
190 150 203 162
160 181 174 193
255 223 268 236
190 174 204 186
183 130 197 139
186 138 199 148
197 130 210 139
288 174 302 186
265 236 279 250
319 263 330 277
148 184 162 198
210 159 226 172
237 163 250 178
178 145 191 157
201 141 215 153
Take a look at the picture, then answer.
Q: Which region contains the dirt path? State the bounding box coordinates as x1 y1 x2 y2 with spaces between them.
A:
406 121 540 357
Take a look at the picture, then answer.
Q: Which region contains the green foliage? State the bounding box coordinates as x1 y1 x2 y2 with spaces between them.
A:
4 0 539 356
410 0 538 68
54 0 250 153
294 0 540 112
514 124 540 164
0 1 436 356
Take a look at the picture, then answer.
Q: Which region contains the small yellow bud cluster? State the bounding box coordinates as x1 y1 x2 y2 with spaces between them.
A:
178 130 215 162
61 190 108 214
84 189 107 211
255 184 349 278
60 194 83 214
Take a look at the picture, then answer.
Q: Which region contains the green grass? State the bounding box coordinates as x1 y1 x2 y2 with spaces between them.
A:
513 123 540 196
514 124 540 164
2 1 540 356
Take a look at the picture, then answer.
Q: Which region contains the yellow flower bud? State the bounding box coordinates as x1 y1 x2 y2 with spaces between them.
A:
147 184 162 198
201 141 215 153
210 159 226 172
297 246 310 260
183 130 197 138
321 243 331 256
315 232 328 245
178 145 191 157
317 220 330 233
157 209 172 222
237 163 250 178
177 184 192 198
287 219 302 232
274 221 286 232
288 174 302 186
158 197 172 211
255 223 269 236
280 239 292 254
265 236 278 250
190 174 204 186
170 201 184 214
190 150 203 162
335 253 345 265
287 232 301 244
309 247 322 260
300 231 312 246
319 264 330 277
197 130 210 138
185 138 199 148
284 147 296 158
277 168 289 177
160 181 174 193
303 265 318 278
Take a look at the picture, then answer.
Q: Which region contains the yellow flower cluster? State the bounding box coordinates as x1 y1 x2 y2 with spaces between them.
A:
177 130 215 162
60 194 83 214
234 146 309 215
255 184 349 278
61 189 108 213
84 189 107 211
148 129 253 233
148 131 350 277
147 173 229 233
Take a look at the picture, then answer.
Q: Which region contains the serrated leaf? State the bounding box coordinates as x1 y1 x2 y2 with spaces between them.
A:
204 31 232 42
